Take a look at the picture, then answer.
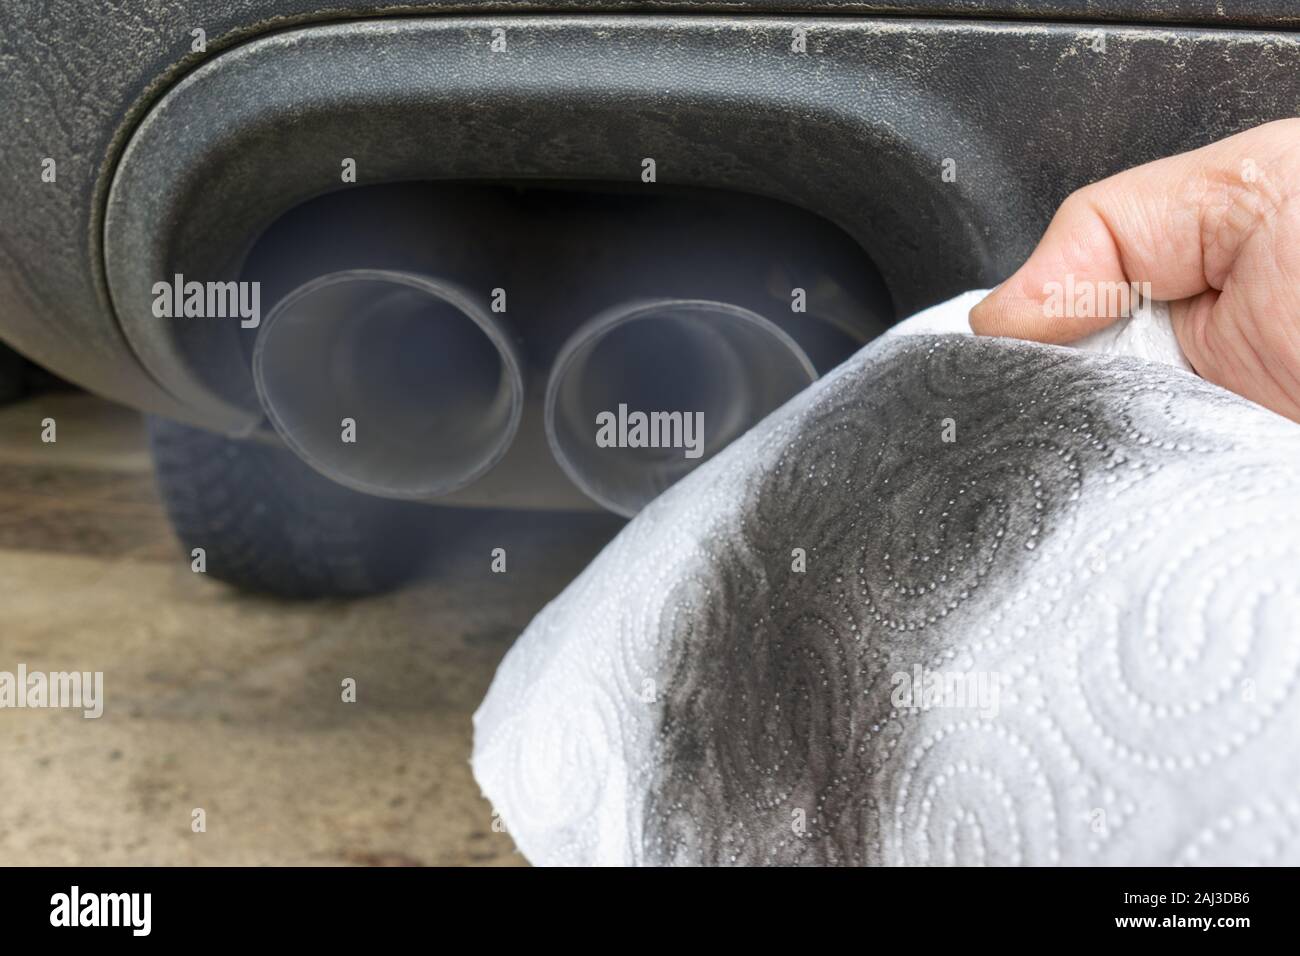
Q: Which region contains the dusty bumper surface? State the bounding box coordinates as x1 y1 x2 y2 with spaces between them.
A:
5 7 1300 423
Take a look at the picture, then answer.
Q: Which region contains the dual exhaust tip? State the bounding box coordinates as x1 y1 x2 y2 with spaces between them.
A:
253 270 817 517
253 271 524 501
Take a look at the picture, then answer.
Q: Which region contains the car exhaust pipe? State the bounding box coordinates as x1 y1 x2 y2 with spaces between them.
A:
545 299 816 517
252 269 524 500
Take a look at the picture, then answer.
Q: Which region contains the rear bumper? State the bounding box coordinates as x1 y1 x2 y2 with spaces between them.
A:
2 8 1299 432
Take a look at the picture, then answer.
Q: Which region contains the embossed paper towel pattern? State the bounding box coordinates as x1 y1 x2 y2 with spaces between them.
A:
473 327 1300 866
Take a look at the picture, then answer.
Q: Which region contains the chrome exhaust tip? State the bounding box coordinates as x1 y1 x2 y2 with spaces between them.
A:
545 298 816 517
252 269 524 500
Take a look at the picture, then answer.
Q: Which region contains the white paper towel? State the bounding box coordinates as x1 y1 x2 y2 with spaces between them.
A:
886 287 1194 372
473 292 1300 866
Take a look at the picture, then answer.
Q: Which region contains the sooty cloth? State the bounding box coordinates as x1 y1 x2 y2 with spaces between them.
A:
472 318 1300 866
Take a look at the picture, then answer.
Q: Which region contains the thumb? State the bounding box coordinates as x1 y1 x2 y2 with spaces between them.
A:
968 134 1251 342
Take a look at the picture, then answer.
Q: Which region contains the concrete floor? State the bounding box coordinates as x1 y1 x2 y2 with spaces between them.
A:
0 391 622 865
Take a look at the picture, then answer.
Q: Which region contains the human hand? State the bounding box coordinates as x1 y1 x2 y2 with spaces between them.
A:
970 118 1300 422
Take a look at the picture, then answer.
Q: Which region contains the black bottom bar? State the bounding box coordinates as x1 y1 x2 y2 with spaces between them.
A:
0 865 1284 943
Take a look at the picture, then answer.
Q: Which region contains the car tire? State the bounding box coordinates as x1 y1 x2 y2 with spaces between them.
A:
147 416 440 598
0 343 26 405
